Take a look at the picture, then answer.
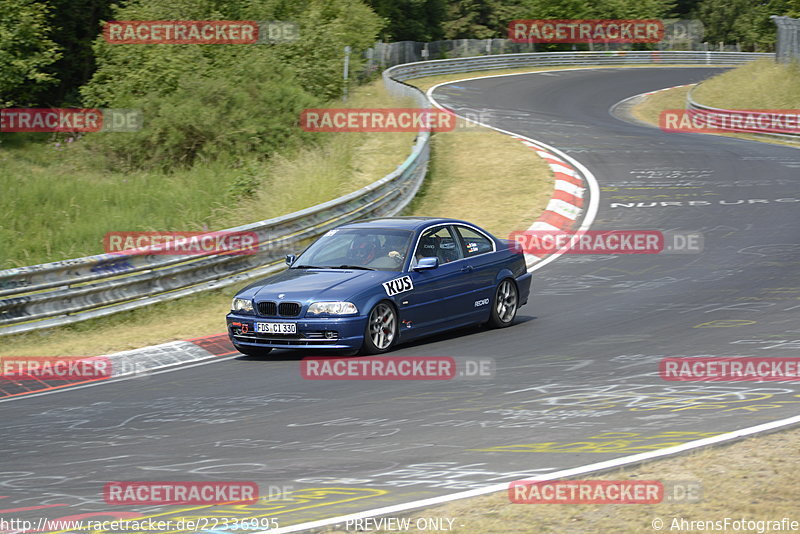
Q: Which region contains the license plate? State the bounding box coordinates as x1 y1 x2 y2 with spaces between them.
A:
256 322 297 334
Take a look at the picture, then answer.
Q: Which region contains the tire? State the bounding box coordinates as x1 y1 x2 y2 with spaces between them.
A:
234 344 273 357
488 278 518 328
361 301 398 354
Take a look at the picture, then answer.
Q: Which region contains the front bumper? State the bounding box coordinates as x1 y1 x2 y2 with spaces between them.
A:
226 312 367 351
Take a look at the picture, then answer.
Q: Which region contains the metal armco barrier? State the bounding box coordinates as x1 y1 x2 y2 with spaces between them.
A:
383 50 770 83
687 87 800 141
0 51 768 336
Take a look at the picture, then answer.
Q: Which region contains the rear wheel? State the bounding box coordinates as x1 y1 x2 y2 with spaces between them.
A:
234 345 273 357
361 301 398 354
489 278 518 328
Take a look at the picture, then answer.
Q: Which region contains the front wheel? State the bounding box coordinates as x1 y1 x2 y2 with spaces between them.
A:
488 278 518 328
361 301 398 354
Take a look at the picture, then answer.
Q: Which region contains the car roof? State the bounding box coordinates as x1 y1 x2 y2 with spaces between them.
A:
337 217 472 232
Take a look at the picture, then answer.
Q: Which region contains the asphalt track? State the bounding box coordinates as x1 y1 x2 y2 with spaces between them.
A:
3 67 800 532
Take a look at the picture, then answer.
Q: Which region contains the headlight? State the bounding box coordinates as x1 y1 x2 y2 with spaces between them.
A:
231 298 254 313
307 301 358 316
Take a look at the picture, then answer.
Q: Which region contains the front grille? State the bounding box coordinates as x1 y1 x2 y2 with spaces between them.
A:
256 300 301 317
257 301 277 316
278 302 301 317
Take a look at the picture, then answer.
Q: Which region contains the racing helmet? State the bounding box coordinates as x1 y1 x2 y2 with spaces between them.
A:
347 234 380 264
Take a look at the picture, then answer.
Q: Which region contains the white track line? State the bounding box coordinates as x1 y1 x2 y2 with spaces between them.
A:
425 68 601 273
263 413 800 534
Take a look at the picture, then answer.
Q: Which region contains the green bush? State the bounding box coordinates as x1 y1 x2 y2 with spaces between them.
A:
84 50 319 169
79 0 384 170
0 0 61 106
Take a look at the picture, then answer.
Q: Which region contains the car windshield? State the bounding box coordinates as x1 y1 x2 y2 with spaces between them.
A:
293 228 414 272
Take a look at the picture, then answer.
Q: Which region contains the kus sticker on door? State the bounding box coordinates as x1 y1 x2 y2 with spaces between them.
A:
383 276 414 296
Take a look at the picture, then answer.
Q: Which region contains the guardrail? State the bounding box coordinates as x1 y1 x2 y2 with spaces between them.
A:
383 50 770 82
687 86 800 141
0 103 431 336
0 50 768 337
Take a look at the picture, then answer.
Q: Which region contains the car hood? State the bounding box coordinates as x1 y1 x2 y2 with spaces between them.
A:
246 268 395 302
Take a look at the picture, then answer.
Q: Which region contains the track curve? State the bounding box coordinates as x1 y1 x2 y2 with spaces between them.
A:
3 67 800 531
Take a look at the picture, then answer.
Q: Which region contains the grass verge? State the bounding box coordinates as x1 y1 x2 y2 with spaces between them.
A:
322 426 800 533
629 59 800 146
0 289 233 357
405 129 552 238
0 81 414 269
692 59 800 109
630 85 692 126
0 82 414 356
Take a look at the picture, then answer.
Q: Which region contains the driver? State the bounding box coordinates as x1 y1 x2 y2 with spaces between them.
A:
347 234 380 264
383 234 408 265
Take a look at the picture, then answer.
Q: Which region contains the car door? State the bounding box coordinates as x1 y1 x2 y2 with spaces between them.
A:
454 224 500 318
399 225 475 335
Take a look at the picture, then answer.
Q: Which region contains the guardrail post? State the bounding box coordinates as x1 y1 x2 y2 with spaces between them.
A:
771 15 800 63
343 45 351 102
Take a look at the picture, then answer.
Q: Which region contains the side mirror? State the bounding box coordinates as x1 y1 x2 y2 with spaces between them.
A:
285 254 296 266
414 257 438 271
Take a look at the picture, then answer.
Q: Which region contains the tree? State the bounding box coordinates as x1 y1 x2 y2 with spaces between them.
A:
79 0 384 168
443 0 527 39
0 0 61 107
513 0 674 50
39 0 117 106
365 0 447 41
517 0 674 20
695 0 798 50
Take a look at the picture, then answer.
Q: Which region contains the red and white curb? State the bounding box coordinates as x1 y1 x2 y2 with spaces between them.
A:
426 72 600 273
610 83 697 124
0 333 236 401
510 136 586 266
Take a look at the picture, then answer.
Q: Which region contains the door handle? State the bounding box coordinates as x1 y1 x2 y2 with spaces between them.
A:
460 265 473 273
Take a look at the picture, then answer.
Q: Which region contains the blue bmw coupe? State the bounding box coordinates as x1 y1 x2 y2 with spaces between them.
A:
226 217 531 355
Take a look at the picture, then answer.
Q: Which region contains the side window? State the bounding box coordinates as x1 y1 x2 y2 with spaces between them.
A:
414 226 464 264
456 226 494 257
